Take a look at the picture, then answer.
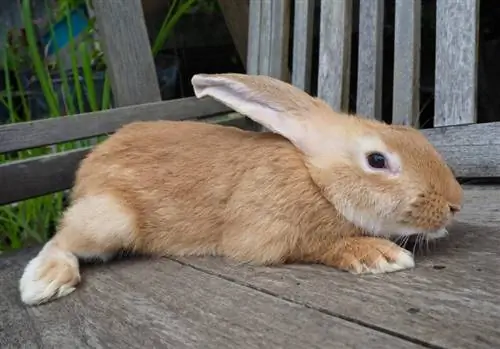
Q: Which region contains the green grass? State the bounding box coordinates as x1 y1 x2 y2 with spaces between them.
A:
0 0 198 252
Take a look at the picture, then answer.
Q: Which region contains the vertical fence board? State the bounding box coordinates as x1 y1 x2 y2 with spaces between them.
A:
392 0 421 126
292 0 315 92
318 0 353 112
247 0 290 131
269 0 291 80
258 0 273 75
434 0 479 126
247 0 262 74
93 0 161 107
356 0 384 120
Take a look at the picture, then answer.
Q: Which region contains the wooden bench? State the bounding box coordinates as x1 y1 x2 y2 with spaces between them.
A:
1 1 499 348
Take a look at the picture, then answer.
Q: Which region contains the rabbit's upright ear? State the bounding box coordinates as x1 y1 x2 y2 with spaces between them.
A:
191 73 339 156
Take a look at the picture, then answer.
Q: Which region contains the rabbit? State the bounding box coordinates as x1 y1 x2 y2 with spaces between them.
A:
19 73 463 306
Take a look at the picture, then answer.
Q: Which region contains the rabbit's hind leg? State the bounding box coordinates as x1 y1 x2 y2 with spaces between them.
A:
19 193 136 306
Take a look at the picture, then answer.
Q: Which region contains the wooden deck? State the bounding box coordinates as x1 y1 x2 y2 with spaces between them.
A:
1 184 499 349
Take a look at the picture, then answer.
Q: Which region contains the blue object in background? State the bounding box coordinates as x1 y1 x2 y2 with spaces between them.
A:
41 6 89 56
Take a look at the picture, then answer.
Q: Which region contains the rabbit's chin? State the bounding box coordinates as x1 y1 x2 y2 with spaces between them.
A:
338 204 450 241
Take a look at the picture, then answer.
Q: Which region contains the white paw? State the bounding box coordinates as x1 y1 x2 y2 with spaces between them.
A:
367 249 415 274
19 246 80 305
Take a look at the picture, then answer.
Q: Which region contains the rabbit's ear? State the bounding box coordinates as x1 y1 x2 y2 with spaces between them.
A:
191 73 339 156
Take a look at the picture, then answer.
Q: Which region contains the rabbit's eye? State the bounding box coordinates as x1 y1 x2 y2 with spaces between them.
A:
366 152 388 169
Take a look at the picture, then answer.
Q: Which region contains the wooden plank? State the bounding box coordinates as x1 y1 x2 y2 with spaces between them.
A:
317 0 353 112
356 0 384 120
0 250 426 348
0 116 257 205
253 0 290 80
257 0 272 75
217 0 249 67
178 185 500 349
421 122 500 178
268 0 291 80
246 0 262 74
392 0 421 126
0 148 91 205
0 253 43 348
93 0 161 107
434 0 480 126
0 97 230 154
291 0 315 92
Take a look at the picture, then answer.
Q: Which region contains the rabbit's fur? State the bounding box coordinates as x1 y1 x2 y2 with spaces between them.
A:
19 73 463 306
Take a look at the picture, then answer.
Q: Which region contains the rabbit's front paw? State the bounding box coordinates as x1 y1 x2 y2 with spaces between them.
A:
327 237 415 274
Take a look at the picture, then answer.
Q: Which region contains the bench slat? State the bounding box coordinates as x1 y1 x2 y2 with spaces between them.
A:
0 97 230 154
0 148 90 206
268 0 291 80
0 117 254 205
247 0 262 75
93 0 161 106
258 0 273 75
292 0 315 92
392 0 421 126
422 122 500 178
318 0 353 112
434 0 479 126
356 0 384 120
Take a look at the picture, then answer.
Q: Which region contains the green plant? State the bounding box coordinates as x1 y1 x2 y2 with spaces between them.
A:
0 0 198 252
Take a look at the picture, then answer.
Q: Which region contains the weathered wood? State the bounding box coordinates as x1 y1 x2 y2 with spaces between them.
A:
93 0 161 107
257 0 272 75
421 122 500 178
217 0 249 67
268 0 291 81
247 0 290 132
0 250 426 349
2 117 497 207
0 148 90 205
246 0 262 74
0 116 257 205
291 0 315 92
251 0 290 81
434 0 479 126
178 185 500 349
356 0 384 120
0 97 230 154
318 0 353 112
392 0 421 126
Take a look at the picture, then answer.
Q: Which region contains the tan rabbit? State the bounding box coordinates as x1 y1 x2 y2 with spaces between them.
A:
19 73 463 306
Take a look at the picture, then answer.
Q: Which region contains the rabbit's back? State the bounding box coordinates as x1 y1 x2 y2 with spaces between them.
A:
71 120 334 259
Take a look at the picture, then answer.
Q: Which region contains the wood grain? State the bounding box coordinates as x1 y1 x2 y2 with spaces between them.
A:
434 0 479 126
421 122 500 178
246 0 262 75
93 0 161 107
291 0 315 92
317 0 353 112
392 0 421 126
0 148 90 205
178 185 500 349
268 0 291 81
0 97 230 154
356 0 384 120
0 115 255 205
0 250 426 349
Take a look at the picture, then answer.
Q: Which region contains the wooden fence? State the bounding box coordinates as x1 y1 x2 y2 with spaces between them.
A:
0 0 497 208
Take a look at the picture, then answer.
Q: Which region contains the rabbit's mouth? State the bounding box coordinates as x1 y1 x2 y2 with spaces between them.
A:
424 227 449 240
